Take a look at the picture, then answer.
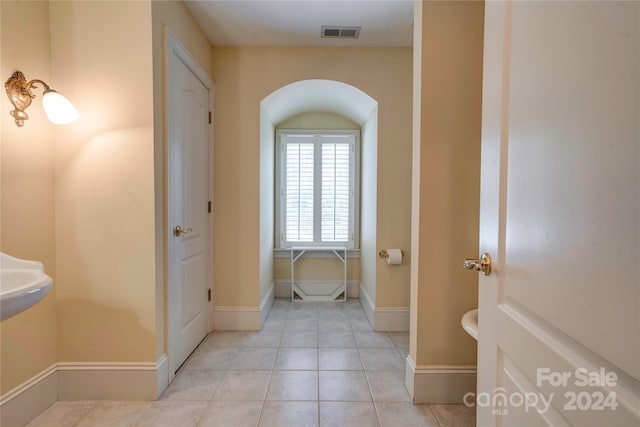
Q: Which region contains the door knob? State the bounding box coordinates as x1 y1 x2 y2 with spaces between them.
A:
463 253 492 276
174 226 192 237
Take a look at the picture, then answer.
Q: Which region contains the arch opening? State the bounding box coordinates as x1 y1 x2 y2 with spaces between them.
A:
258 79 379 309
261 79 377 126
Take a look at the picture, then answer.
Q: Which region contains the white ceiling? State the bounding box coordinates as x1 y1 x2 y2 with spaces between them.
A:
184 1 414 47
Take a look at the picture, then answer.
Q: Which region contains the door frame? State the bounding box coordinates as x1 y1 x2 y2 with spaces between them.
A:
165 26 215 382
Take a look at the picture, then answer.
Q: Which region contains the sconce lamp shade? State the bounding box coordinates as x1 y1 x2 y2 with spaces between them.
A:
5 71 79 127
42 90 79 124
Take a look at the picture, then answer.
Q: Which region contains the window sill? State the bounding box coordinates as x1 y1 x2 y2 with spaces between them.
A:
273 249 361 259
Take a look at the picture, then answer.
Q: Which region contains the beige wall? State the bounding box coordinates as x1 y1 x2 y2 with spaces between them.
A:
274 258 360 281
1 0 215 392
0 0 58 395
212 46 412 309
410 0 484 366
50 0 157 362
151 0 215 358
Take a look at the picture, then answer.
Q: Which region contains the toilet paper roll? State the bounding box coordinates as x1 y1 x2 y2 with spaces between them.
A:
386 248 403 265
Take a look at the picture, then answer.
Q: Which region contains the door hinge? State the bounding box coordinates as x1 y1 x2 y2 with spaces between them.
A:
208 201 211 213
207 289 211 302
208 111 212 124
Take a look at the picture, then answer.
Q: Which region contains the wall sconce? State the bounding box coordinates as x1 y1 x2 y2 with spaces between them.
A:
5 70 79 127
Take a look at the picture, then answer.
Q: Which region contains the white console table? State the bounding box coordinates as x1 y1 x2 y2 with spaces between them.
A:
290 247 348 302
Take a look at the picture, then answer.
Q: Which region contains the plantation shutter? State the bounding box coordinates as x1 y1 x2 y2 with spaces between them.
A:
283 135 315 242
321 137 352 242
279 131 358 248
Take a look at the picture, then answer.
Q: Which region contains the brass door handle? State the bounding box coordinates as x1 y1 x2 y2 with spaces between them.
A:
174 226 192 237
463 253 492 276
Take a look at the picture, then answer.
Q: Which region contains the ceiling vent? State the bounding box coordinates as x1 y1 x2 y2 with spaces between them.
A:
321 26 361 39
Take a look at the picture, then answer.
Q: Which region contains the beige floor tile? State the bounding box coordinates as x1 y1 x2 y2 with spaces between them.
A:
266 370 318 401
319 371 371 402
284 319 317 331
316 308 349 321
366 371 410 401
318 330 356 347
279 331 318 347
319 402 379 427
229 347 277 369
350 317 374 331
348 311 369 321
289 304 318 315
354 331 395 348
161 370 225 401
316 318 351 330
212 370 271 401
360 348 405 371
135 401 207 427
241 331 282 347
396 347 409 359
287 313 317 322
198 401 263 427
272 298 291 308
318 348 362 370
388 332 410 347
202 332 252 348
273 348 318 370
262 318 285 330
26 401 97 427
267 309 287 320
375 402 439 427
258 401 318 427
182 346 237 370
75 401 152 427
431 404 476 427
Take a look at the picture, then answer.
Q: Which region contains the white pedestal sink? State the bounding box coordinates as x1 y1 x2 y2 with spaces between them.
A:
461 309 478 341
0 253 52 321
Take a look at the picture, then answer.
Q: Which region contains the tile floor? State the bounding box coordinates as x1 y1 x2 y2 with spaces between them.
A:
27 298 475 427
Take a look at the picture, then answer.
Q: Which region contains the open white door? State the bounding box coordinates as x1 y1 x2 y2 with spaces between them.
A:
476 2 639 426
167 30 213 375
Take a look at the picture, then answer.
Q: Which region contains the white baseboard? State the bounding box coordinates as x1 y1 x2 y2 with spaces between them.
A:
0 356 168 425
213 306 261 331
405 355 477 404
260 283 275 328
213 285 274 331
58 367 157 401
359 285 409 331
274 280 359 299
156 355 169 399
374 307 410 331
359 283 376 326
57 356 168 401
0 364 57 427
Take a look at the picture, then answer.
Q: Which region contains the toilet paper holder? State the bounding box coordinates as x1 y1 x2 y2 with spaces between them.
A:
378 249 404 259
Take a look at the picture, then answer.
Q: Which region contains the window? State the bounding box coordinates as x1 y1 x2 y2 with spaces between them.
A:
276 130 359 249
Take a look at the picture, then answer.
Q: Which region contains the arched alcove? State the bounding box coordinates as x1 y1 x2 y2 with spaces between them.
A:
261 79 377 125
258 79 379 310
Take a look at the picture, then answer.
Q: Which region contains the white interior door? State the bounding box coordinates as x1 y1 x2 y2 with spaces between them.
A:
477 2 639 426
168 35 211 374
